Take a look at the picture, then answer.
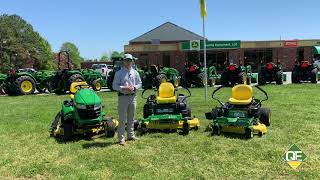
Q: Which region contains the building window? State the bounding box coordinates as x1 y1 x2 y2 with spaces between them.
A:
244 49 272 72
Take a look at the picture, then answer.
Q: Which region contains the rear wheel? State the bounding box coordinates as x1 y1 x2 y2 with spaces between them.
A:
220 72 228 86
237 72 245 85
258 71 266 85
311 68 318 83
259 108 271 127
92 80 102 91
68 74 84 92
291 70 299 83
15 76 36 95
276 70 283 85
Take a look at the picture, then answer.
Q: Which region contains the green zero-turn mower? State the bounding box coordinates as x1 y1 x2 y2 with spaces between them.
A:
137 81 200 135
49 81 118 141
49 51 85 95
258 62 283 85
205 84 271 138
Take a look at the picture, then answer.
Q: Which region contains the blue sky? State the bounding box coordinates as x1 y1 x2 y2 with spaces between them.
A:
1 0 319 59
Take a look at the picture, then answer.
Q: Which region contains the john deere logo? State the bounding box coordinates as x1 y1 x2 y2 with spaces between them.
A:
190 40 200 50
283 144 306 169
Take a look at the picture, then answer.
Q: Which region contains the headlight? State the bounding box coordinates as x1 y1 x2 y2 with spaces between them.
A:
76 104 87 109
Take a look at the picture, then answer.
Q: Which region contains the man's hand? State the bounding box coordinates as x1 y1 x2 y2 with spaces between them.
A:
121 85 134 93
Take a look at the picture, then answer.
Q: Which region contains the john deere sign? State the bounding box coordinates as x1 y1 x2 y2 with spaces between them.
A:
181 40 241 50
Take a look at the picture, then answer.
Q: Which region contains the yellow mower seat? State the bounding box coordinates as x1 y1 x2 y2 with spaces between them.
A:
70 82 89 99
229 84 253 105
156 82 177 104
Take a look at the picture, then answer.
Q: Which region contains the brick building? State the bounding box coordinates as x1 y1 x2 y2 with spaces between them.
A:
124 22 320 72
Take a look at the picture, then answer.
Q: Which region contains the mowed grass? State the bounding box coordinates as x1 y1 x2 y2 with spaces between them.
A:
0 84 319 179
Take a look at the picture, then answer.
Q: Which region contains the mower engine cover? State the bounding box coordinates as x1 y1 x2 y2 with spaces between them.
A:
71 88 105 126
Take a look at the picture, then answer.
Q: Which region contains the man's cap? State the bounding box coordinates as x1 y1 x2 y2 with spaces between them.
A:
123 54 133 61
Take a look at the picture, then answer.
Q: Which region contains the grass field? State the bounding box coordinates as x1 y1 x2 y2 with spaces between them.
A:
0 84 319 179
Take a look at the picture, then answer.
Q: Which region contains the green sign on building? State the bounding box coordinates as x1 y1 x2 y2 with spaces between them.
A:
181 40 241 50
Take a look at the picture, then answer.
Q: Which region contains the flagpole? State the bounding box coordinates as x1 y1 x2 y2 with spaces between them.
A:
203 16 208 103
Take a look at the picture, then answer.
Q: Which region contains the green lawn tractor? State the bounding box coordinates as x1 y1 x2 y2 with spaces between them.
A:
107 56 124 90
49 51 85 94
220 63 252 87
205 84 271 138
0 73 7 94
18 68 55 93
81 69 107 91
258 62 283 85
137 81 200 135
49 81 117 141
142 65 180 89
292 60 319 83
4 65 38 95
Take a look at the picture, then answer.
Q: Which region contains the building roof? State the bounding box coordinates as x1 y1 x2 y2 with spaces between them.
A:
129 22 203 43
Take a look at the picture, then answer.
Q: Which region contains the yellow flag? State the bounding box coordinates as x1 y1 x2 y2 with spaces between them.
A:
200 0 207 18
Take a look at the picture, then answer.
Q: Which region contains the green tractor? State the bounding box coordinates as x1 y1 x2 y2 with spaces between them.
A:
205 84 271 138
106 55 145 90
137 81 200 135
49 51 85 94
18 68 55 93
220 63 252 87
184 64 220 87
292 60 319 83
258 62 283 85
3 65 38 95
81 69 107 91
50 81 117 140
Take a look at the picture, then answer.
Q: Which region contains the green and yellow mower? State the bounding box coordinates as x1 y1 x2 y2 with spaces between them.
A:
205 84 271 138
137 81 200 135
50 81 118 140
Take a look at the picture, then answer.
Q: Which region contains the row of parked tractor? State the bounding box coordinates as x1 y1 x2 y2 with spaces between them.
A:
1 52 319 96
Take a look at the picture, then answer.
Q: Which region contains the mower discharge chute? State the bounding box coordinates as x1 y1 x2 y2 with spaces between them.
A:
137 82 200 135
49 81 118 140
205 84 271 138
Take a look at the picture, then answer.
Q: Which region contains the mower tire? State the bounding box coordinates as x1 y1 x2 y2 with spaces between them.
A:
105 120 115 138
259 108 271 127
182 122 189 135
276 70 283 85
238 72 245 85
68 74 84 90
212 125 221 136
244 128 253 139
63 122 73 141
92 80 102 91
258 72 266 85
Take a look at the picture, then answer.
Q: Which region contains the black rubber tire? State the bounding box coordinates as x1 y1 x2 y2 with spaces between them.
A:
276 70 283 85
237 72 245 85
310 68 318 83
258 71 266 85
105 120 116 138
244 128 253 139
14 76 36 95
259 108 271 127
212 125 221 136
138 123 147 136
92 79 102 91
220 72 228 87
291 70 299 83
182 122 189 135
67 74 84 91
143 104 149 119
63 122 73 141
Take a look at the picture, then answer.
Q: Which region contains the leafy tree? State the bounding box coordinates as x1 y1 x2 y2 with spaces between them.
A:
0 14 55 70
111 51 124 58
100 52 110 61
60 42 81 68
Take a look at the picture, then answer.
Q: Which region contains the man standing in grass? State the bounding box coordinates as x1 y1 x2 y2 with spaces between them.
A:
112 54 142 146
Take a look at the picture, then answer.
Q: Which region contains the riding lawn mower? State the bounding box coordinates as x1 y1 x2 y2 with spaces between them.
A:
258 62 283 85
137 81 200 135
205 84 271 138
292 60 319 83
49 81 117 140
